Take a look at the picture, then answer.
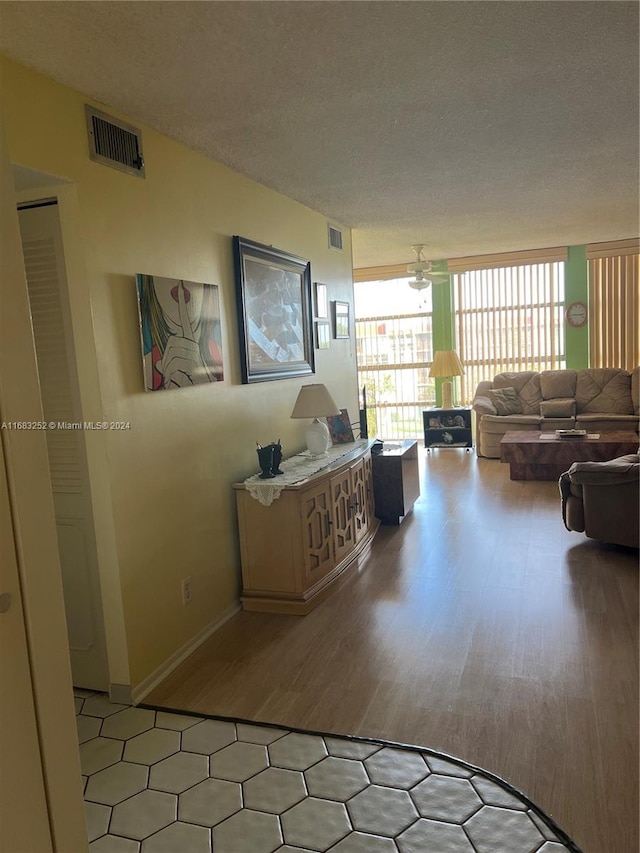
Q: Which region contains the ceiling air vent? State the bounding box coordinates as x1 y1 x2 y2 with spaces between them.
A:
85 105 145 178
328 224 343 252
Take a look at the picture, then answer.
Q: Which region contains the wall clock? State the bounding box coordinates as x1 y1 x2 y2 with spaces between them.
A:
565 301 588 328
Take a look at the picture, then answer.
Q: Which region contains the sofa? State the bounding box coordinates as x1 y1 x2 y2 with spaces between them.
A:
472 367 640 458
559 453 639 548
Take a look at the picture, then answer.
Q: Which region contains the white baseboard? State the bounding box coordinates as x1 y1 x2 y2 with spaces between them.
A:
130 602 241 706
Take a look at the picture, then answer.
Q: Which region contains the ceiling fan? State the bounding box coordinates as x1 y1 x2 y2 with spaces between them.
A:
407 245 455 290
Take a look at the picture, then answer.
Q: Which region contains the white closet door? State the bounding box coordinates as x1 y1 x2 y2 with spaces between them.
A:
19 202 108 691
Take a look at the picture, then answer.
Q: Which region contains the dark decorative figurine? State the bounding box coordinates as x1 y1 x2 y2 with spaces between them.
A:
256 444 276 479
270 439 283 475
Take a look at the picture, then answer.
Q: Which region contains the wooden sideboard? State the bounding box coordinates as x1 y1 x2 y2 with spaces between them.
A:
234 442 379 614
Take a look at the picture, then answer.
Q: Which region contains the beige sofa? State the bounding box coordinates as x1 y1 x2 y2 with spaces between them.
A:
559 453 639 548
472 367 640 458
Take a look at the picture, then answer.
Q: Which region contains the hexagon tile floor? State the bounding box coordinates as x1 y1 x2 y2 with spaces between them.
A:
76 691 582 853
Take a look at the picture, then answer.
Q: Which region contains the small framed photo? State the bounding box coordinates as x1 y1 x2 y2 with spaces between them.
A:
314 282 328 319
314 320 331 349
326 409 355 444
332 300 350 339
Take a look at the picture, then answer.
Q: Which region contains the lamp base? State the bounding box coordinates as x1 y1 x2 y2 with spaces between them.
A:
306 418 330 456
441 380 453 410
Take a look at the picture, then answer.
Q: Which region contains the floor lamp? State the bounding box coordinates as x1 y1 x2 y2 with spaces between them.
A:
430 350 464 409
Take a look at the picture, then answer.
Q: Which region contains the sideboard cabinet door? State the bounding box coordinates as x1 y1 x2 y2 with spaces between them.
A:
330 468 356 564
301 481 335 588
351 457 371 544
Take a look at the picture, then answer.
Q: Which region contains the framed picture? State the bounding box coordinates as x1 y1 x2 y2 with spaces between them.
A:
314 282 328 319
332 300 350 339
233 236 315 383
326 409 355 444
314 320 331 350
136 274 224 391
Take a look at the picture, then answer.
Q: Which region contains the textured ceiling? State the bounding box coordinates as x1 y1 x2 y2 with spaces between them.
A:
0 1 638 268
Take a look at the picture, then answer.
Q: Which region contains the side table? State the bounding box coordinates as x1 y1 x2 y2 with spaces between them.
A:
423 407 472 451
371 439 420 524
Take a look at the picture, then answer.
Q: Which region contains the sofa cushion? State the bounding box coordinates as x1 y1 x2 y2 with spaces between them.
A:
540 417 576 430
540 370 577 400
488 387 522 415
494 372 542 415
480 414 541 434
575 414 639 432
576 368 634 414
539 397 576 417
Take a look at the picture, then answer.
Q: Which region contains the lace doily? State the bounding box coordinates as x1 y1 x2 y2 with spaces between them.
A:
245 481 286 506
242 442 368 506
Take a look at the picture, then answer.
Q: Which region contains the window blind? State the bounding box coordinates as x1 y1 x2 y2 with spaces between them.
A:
455 262 566 404
588 248 639 371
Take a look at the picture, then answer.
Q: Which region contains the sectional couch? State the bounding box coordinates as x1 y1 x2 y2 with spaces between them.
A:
472 367 640 458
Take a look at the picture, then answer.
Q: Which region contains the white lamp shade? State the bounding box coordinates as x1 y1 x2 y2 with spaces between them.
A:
291 384 340 418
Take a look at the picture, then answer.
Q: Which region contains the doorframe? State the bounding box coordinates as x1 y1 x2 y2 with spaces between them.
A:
15 181 131 696
1 122 87 850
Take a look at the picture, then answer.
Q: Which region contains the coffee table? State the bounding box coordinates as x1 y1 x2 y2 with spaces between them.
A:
499 430 639 481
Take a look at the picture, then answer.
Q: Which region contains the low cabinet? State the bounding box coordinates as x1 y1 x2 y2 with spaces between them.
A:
234 442 379 614
371 440 420 524
423 407 472 451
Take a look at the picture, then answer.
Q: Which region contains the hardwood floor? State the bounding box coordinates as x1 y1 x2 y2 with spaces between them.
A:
146 449 639 853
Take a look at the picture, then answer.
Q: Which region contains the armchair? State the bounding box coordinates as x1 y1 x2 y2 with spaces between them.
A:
559 453 639 548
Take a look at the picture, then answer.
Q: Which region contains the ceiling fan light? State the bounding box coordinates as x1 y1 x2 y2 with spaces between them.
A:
406 243 452 291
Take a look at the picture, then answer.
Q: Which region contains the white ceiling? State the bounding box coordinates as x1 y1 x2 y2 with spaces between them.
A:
1 1 638 268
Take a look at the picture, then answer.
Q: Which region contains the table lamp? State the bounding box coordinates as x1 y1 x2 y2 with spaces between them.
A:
291 383 340 456
429 350 464 409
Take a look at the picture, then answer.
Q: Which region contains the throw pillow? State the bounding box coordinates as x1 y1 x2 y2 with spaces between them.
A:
540 398 576 418
488 387 522 416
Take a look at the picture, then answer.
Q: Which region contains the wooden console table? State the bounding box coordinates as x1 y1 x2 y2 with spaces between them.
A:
371 440 420 524
500 430 639 481
234 441 379 614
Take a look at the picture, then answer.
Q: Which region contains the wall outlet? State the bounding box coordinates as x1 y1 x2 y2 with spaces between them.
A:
181 577 192 605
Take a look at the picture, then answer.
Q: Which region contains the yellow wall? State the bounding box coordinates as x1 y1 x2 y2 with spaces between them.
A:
2 58 358 688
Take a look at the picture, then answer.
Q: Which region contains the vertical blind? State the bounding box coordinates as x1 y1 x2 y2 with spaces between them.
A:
587 241 639 371
454 261 566 404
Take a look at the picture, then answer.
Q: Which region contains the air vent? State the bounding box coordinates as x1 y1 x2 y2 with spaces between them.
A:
85 105 145 178
328 224 343 252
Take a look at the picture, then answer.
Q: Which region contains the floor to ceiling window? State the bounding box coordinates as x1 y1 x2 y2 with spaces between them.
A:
355 251 568 440
587 242 639 370
354 278 433 440
453 260 566 403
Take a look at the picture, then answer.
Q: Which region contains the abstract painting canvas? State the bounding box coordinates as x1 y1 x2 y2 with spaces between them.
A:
136 274 224 391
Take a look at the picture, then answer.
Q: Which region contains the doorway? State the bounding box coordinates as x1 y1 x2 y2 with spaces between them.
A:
18 200 109 691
